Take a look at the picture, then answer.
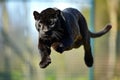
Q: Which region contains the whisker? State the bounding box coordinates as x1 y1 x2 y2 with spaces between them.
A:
52 31 62 40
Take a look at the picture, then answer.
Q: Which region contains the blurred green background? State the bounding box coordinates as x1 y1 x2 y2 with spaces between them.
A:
0 0 120 80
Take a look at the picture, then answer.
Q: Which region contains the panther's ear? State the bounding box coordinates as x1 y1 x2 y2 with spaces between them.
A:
33 11 40 20
55 9 66 21
55 9 61 15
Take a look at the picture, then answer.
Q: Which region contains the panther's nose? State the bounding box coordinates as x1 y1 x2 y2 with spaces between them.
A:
45 31 52 36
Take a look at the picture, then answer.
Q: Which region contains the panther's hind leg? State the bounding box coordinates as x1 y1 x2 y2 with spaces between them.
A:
83 39 93 67
73 36 82 48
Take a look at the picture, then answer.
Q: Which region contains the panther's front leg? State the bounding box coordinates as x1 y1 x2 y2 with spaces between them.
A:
38 39 51 68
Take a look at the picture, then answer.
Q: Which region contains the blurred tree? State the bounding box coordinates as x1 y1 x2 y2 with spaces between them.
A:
94 0 110 80
0 2 37 80
1 2 12 80
95 0 119 80
107 0 118 79
116 0 120 78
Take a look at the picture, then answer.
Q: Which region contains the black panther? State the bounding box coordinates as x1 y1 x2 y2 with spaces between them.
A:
33 8 112 68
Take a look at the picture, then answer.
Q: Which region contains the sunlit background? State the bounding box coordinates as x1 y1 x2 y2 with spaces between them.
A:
0 0 120 80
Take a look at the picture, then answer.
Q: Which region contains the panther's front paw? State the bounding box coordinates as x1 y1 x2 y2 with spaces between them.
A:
39 56 51 68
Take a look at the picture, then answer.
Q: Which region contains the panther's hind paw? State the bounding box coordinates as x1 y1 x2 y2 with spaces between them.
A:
84 54 93 67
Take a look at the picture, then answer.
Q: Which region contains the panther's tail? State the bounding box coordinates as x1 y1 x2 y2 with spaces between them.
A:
89 24 112 38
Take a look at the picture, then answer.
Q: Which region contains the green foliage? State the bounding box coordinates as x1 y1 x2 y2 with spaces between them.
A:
45 70 56 80
11 71 23 80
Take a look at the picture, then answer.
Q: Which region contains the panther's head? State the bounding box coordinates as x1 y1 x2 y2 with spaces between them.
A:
33 8 65 41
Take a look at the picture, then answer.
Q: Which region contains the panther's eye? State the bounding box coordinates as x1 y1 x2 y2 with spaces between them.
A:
49 18 57 26
49 21 54 25
48 20 54 25
37 24 41 31
40 21 43 23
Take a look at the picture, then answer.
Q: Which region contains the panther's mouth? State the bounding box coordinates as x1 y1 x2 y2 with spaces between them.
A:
40 35 52 41
40 33 50 37
40 31 62 42
43 35 49 38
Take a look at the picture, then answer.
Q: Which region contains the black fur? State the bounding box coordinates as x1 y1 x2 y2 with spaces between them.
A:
33 8 112 68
